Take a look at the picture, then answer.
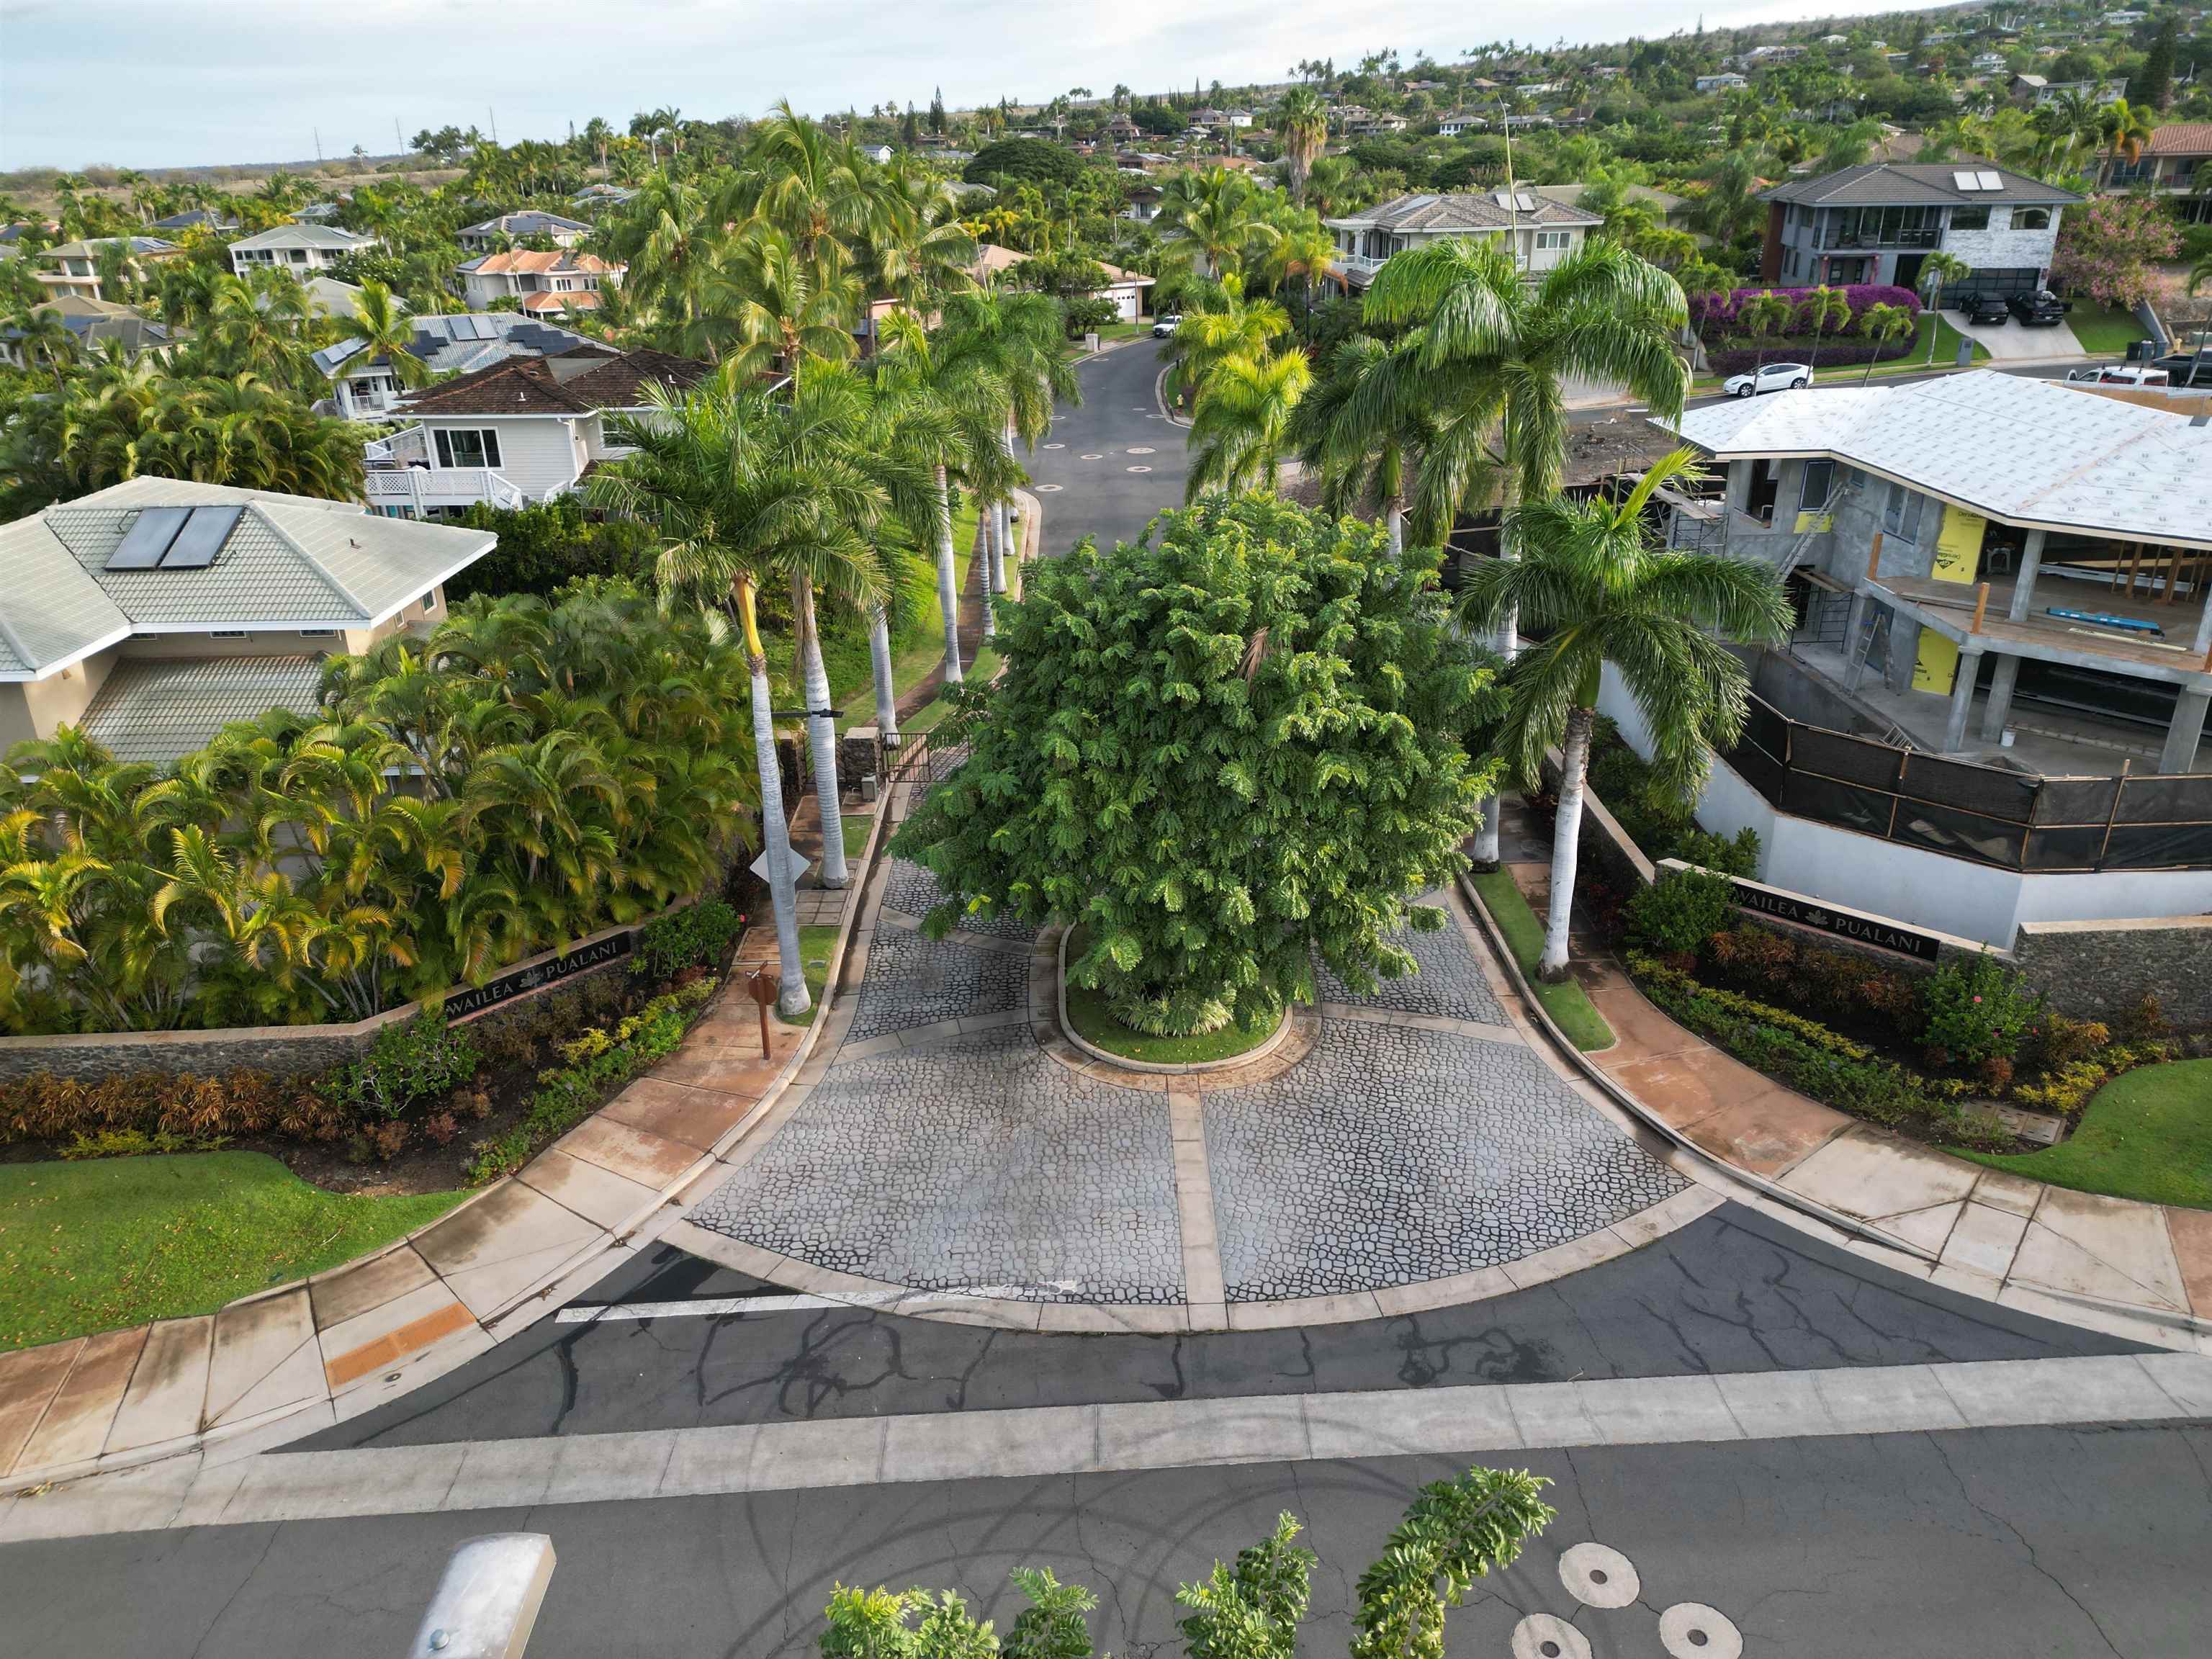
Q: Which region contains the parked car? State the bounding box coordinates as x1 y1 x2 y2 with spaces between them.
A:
2149 351 2211 387
2006 289 2072 326
2066 365 2170 386
1964 296 2011 326
1151 313 1181 338
1722 361 1813 398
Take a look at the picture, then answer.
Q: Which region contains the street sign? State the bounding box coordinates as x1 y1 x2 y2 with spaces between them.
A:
749 848 814 896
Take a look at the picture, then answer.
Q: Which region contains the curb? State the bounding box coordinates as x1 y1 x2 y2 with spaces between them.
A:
1053 925 1294 1076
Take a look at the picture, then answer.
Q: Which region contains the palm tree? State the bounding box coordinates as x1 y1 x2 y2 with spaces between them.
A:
2190 251 2212 297
585 382 816 1016
1797 285 1851 371
1460 451 1793 978
1277 87 1329 207
2095 99 2154 189
336 280 428 416
696 224 860 374
1364 235 1690 867
1185 349 1311 498
1158 167 1278 279
1857 302 1913 381
1915 251 1972 364
1733 290 1793 368
1290 333 1434 558
1168 271 1290 397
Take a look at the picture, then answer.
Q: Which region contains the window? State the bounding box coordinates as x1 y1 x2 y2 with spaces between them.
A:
1534 230 1571 251
1949 206 1991 231
1800 459 1835 511
433 428 503 469
210 630 248 639
423 593 437 613
298 628 336 637
1882 482 1925 543
2015 207 2050 230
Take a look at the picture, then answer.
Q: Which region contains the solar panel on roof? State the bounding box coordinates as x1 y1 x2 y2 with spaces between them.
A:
1953 170 1982 190
105 506 192 570
1977 170 2004 190
158 503 244 570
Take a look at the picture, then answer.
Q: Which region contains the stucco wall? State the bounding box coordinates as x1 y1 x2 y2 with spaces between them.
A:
6 647 117 746
423 416 584 499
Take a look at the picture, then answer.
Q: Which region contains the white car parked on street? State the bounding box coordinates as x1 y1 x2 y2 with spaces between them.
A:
1723 361 1814 398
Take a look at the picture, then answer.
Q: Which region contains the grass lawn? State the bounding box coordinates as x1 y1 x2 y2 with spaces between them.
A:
843 814 873 861
904 647 1004 735
2062 302 2146 357
840 502 981 734
1959 1059 2212 1210
0 1153 464 1353
1466 868 1616 1053
1061 928 1284 1065
773 922 844 1028
1069 320 1148 356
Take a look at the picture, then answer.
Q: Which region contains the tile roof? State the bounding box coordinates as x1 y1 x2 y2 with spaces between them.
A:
1760 161 2083 207
1668 371 2212 552
460 211 591 238
0 477 495 679
518 289 603 313
464 249 616 276
42 237 176 261
1327 191 1604 231
76 655 329 767
228 223 377 252
314 313 608 381
395 347 709 417
2146 123 2212 156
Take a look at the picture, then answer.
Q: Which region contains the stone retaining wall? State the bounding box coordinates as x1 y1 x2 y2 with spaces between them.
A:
2012 914 2212 1028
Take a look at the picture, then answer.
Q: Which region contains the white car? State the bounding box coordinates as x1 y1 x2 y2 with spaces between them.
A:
1151 313 1181 338
1723 361 1813 398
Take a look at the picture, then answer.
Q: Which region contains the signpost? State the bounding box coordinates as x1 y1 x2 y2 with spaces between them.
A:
742 968 778 1057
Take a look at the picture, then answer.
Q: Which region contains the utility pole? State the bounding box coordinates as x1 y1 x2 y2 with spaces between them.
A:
395 117 405 156
313 126 324 163
488 106 498 143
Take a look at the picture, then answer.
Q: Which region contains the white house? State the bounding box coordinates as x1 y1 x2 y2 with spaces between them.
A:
457 249 625 317
860 144 895 164
1437 111 1488 137
315 312 608 419
32 236 179 302
228 223 377 277
0 477 493 766
1696 73 1750 94
1324 190 1604 291
363 346 711 516
456 211 591 253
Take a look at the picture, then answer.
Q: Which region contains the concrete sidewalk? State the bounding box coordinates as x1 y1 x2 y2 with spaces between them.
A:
1491 803 2212 1354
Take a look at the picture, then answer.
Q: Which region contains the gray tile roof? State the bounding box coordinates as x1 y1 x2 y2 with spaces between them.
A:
0 477 495 680
227 223 376 252
460 211 590 238
313 313 604 381
1326 191 1604 232
1761 161 2084 207
76 655 328 767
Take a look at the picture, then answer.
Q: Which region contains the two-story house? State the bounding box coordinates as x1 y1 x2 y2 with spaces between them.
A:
1325 190 1604 292
0 476 494 768
228 223 378 278
315 313 611 419
456 211 592 253
1437 111 1488 137
34 237 180 302
362 347 710 518
2107 124 2211 207
457 249 625 317
1758 161 2082 300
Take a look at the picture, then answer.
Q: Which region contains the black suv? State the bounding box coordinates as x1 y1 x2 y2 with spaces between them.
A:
1964 295 2011 325
2006 289 2072 326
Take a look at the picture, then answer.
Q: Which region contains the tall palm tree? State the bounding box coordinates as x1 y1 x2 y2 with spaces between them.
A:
1365 235 1689 867
1277 87 1329 207
1158 167 1278 280
1168 271 1290 395
336 280 429 416
2095 99 2154 189
1733 290 1794 368
1797 285 1851 371
1460 451 1793 977
1915 251 1972 364
1857 302 1913 382
1185 349 1311 499
696 224 860 375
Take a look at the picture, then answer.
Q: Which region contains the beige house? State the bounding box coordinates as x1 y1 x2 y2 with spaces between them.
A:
1325 190 1605 291
0 477 495 767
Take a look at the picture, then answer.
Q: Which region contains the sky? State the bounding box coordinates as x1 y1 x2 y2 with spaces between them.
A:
1 0 1919 172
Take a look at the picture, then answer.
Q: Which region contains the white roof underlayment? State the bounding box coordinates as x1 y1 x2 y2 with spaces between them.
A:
1665 371 2212 551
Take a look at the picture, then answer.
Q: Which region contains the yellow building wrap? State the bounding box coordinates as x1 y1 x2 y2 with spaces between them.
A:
1912 508 1986 694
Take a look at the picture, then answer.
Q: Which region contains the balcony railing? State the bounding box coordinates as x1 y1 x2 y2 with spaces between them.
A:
1820 227 1941 251
363 426 431 466
363 467 526 513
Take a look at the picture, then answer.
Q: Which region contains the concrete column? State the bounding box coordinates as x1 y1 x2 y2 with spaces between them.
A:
2159 686 2209 775
2193 593 2212 658
1884 616 1923 693
1981 655 2021 741
1943 648 1982 752
2006 528 2047 623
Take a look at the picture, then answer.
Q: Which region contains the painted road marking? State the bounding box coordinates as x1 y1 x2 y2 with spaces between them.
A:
1127 466 1152 474
1043 443 1064 449
1035 484 1063 493
1081 454 1104 460
8 1354 2207 1542
1126 446 1155 454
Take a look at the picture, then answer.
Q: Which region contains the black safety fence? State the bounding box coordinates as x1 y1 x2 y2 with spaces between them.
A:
1723 694 2212 872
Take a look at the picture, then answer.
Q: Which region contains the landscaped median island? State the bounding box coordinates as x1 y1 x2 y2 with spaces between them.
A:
1465 868 1614 1053
1059 927 1286 1066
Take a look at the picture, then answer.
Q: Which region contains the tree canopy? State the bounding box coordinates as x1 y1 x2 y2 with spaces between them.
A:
891 495 1503 1036
963 138 1086 189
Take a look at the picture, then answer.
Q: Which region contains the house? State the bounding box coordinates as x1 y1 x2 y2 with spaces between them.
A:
363 347 711 516
292 274 366 321
1758 161 2082 295
1971 52 2009 73
966 244 1156 322
228 223 377 278
2106 124 2212 202
33 237 179 302
315 313 609 419
1 295 176 366
456 211 590 253
1121 184 1163 222
0 477 494 768
1536 182 1693 233
1105 114 1141 143
1324 190 1605 291
2023 76 2129 107
860 144 894 164
570 183 639 211
1437 111 1488 137
1696 73 1749 94
148 208 238 234
1339 109 1410 136
1648 372 2212 945
457 249 624 317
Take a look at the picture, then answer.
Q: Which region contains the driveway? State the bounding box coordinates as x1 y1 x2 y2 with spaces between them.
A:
1946 309 2087 361
1022 339 1187 556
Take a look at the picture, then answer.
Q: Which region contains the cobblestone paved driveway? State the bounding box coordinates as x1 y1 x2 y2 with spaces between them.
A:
692 861 1688 1308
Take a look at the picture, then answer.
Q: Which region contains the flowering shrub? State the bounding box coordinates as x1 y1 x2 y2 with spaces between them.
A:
1920 952 2039 1073
1692 284 1923 333
2050 197 2179 310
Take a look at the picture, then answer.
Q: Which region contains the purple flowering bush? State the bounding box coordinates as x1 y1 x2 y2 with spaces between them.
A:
1691 284 1924 333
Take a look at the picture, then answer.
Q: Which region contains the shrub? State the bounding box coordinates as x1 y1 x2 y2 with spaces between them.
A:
1063 296 1120 338
0 1069 328 1146
1624 870 1736 955
322 1011 482 1121
634 899 742 983
1673 826 1761 878
58 1128 227 1160
1920 953 2038 1073
2021 1012 2110 1074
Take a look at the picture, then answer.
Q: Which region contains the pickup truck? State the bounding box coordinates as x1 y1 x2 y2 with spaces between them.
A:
2006 289 2073 326
2149 350 2211 387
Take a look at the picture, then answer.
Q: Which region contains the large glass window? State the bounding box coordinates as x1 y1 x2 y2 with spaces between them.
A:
1800 459 1835 511
433 428 503 469
1882 482 1925 543
1949 205 1991 231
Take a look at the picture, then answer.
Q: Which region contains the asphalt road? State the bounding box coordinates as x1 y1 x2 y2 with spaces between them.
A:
9 1424 2206 1657
302 1205 2135 1450
1022 338 1189 556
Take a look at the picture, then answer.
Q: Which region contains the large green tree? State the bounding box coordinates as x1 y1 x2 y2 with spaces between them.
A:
892 495 1503 1037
